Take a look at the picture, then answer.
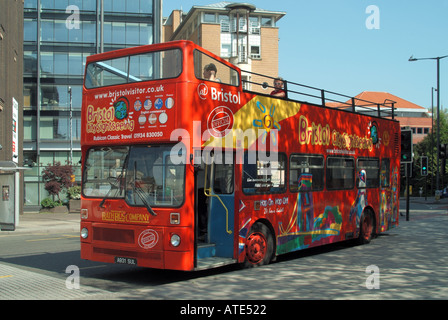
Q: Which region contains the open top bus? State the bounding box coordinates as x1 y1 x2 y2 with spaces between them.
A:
81 40 400 271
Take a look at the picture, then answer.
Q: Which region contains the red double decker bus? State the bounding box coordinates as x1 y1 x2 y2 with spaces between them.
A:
80 40 400 271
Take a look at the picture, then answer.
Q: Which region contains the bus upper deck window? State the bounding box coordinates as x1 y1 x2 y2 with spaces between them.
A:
193 50 239 87
85 49 182 89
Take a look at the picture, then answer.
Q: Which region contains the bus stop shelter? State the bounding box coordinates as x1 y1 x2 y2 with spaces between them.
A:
0 161 29 231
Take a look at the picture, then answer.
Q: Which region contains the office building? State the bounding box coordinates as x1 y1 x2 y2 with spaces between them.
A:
23 0 161 209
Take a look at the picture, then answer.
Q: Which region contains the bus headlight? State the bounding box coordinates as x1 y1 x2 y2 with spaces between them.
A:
81 208 88 219
170 234 181 247
81 227 89 239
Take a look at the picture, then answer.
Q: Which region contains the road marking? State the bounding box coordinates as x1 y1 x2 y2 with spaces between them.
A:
79 265 108 270
0 275 14 279
26 235 79 242
26 237 67 242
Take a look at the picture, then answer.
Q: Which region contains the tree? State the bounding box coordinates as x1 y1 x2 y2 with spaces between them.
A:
42 162 74 203
414 109 448 194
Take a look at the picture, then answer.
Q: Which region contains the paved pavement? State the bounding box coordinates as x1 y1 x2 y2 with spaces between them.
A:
1 197 447 301
3 211 80 235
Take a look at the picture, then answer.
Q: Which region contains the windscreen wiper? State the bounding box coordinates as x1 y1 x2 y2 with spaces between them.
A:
99 153 128 208
133 161 157 216
99 176 121 208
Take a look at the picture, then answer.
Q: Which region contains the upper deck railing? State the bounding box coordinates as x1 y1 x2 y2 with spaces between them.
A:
241 70 396 120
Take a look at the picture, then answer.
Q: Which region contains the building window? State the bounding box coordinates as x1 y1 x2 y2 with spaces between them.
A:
24 116 37 141
250 45 261 59
24 83 37 110
41 20 55 41
40 84 82 111
24 0 37 10
249 17 260 34
262 17 273 27
38 115 81 141
242 75 250 91
24 19 37 42
104 0 153 14
203 13 216 23
221 43 231 58
220 15 230 32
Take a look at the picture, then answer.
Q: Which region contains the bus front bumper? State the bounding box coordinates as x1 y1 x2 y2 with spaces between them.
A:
80 221 194 271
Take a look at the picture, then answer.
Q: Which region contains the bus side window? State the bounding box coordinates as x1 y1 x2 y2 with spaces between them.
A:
193 50 240 86
326 157 355 190
242 152 286 194
357 158 380 189
289 154 324 192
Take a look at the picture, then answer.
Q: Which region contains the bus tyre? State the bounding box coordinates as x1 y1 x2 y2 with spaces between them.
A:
358 210 374 244
244 223 274 268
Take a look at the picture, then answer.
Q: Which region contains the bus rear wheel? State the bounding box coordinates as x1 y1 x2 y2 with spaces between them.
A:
358 210 374 244
244 222 274 268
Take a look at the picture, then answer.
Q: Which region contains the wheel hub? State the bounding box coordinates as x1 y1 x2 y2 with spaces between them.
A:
246 232 267 264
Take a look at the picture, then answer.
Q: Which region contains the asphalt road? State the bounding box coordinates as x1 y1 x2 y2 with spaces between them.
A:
1 197 447 304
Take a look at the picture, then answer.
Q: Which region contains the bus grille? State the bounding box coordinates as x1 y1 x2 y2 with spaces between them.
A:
93 227 134 244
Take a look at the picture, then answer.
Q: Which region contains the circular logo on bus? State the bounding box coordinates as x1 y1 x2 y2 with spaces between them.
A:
166 97 175 109
207 106 234 138
144 99 152 110
198 83 209 100
370 122 379 144
138 229 159 249
114 97 129 120
383 130 390 146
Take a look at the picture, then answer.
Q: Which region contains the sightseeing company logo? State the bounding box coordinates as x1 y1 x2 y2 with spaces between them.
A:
86 96 135 135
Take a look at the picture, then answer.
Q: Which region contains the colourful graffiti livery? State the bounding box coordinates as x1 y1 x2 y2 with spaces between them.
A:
81 41 400 271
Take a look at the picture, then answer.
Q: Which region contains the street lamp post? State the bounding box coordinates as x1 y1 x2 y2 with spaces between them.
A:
431 87 437 193
409 55 448 194
68 86 73 165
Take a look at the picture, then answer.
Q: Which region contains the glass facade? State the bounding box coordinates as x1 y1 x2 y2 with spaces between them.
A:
23 0 161 208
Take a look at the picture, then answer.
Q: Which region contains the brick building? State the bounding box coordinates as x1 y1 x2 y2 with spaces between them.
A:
163 2 286 89
0 0 25 228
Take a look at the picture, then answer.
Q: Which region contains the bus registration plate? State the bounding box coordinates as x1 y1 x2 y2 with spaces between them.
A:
115 257 137 265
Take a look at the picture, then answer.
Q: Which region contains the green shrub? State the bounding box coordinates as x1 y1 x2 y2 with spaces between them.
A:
41 197 62 208
67 185 81 200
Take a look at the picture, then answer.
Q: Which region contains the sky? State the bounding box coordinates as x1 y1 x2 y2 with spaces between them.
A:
162 0 448 110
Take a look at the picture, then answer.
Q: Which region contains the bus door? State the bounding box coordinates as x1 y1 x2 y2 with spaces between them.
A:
196 155 235 261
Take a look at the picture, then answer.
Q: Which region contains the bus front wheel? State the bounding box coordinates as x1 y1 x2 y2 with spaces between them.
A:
243 222 274 268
